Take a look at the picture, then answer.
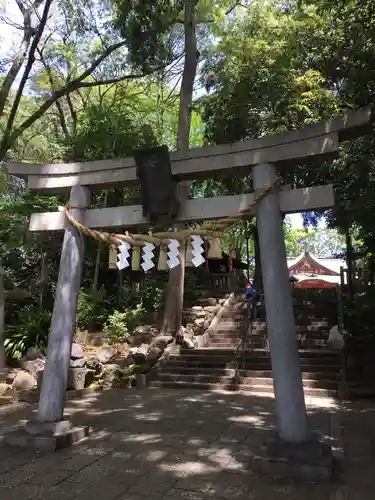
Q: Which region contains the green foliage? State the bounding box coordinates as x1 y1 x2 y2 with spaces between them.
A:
4 308 52 361
103 310 131 345
200 2 339 145
76 288 110 331
114 0 184 71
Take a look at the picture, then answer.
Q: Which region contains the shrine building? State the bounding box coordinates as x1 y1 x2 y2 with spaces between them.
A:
287 251 346 289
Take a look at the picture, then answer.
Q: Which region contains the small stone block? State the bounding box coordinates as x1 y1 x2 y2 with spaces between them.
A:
25 418 72 436
67 367 87 390
4 425 89 452
253 435 333 481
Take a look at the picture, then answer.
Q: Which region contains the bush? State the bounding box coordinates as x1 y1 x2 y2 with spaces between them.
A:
103 303 148 345
77 287 110 331
103 310 130 345
4 307 52 361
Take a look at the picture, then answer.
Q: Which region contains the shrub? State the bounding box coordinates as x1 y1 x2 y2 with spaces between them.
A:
77 287 110 331
4 307 52 361
103 310 131 345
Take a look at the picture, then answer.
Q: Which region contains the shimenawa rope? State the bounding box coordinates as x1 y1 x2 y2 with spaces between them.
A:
62 177 282 247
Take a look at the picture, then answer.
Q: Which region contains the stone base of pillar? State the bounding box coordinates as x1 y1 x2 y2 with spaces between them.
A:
253 434 333 481
3 418 89 452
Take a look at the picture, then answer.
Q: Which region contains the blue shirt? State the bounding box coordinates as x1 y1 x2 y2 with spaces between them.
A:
245 285 257 299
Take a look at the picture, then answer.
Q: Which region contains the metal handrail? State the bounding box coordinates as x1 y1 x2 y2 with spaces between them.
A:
234 303 249 382
233 290 265 383
234 297 257 380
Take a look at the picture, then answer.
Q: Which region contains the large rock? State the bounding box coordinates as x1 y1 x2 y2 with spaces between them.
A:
102 364 122 388
12 371 36 391
71 343 84 359
25 347 45 361
97 346 116 364
21 358 45 378
137 343 149 356
134 325 152 334
146 346 163 363
150 335 173 350
85 357 102 373
184 324 195 337
194 318 205 327
0 383 10 396
118 356 137 368
197 298 217 306
183 336 196 349
70 357 86 368
133 352 147 364
191 306 203 312
194 310 208 318
204 305 219 314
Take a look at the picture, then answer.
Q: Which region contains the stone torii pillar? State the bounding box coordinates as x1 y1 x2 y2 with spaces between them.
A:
5 185 90 451
253 163 332 480
253 163 308 443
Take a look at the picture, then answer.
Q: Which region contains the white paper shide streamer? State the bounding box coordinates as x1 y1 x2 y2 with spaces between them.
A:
141 242 155 272
167 239 180 269
117 241 131 270
190 235 205 267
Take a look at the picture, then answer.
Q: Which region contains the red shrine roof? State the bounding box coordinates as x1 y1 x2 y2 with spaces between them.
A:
287 251 346 288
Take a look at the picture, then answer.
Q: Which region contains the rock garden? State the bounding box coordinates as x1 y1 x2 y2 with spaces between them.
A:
0 293 231 405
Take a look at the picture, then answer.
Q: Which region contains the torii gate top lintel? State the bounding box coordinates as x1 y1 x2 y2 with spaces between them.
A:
7 107 372 194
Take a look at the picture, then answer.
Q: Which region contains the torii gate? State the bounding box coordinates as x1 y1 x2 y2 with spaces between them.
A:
4 108 371 475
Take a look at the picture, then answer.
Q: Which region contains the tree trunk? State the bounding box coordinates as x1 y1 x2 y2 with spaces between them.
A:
0 263 5 372
92 192 108 292
0 0 45 117
161 0 198 335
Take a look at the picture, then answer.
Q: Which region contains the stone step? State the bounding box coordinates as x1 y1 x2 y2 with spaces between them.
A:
166 359 340 380
170 359 340 370
216 322 331 331
165 359 340 372
210 332 329 341
155 373 338 390
162 366 339 380
148 380 337 398
209 339 328 349
178 348 340 358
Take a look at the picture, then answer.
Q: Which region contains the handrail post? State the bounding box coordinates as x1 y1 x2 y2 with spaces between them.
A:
336 283 349 400
336 284 344 334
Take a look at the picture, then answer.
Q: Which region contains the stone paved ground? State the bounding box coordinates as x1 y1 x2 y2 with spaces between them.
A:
0 389 373 500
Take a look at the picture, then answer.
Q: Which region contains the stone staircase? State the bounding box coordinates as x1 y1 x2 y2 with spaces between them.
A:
150 290 341 397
